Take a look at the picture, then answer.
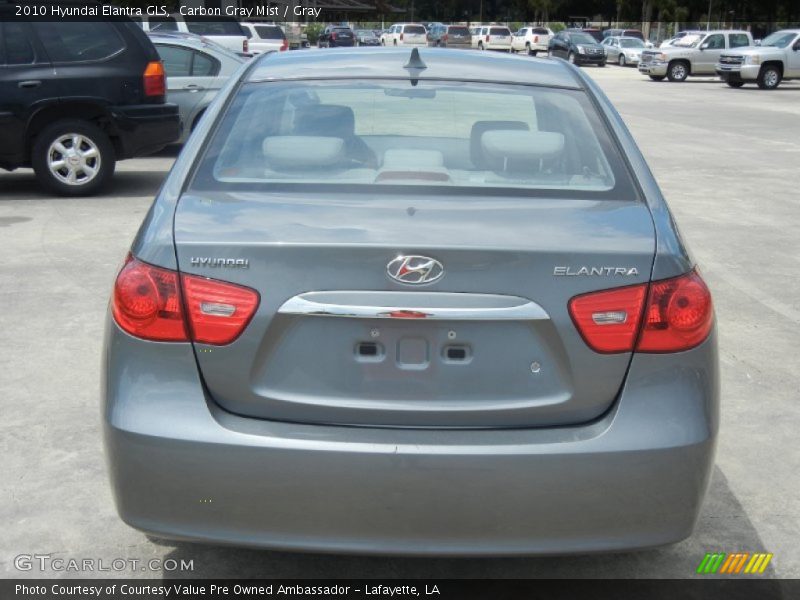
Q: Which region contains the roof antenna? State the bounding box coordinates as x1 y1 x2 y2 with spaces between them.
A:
404 48 427 86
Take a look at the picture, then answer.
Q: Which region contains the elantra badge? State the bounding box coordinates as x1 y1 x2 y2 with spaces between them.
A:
387 255 444 285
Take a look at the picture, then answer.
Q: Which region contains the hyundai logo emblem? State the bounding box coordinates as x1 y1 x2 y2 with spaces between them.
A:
387 255 444 285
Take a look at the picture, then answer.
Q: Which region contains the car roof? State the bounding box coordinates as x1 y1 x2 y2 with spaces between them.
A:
246 47 581 89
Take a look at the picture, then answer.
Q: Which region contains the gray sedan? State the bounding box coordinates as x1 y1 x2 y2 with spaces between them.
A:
149 32 246 144
602 36 646 66
104 48 718 555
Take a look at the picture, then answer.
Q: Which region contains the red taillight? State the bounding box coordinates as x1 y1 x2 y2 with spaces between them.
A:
569 283 648 353
568 269 713 354
181 274 260 345
485 34 490 42
636 270 713 352
112 255 260 345
443 34 448 42
280 38 288 51
534 35 539 43
243 39 249 53
112 256 187 342
400 32 404 41
331 32 338 40
143 61 166 97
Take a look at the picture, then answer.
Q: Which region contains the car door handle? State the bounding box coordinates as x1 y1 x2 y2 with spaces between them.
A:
184 84 204 92
18 80 42 89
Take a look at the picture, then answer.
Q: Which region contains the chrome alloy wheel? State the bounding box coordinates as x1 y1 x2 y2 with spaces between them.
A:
47 133 102 186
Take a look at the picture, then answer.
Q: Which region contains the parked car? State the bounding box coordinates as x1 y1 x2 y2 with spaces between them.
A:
427 24 472 49
149 33 245 144
571 27 604 42
381 23 428 47
639 30 753 81
136 14 249 55
472 26 513 51
0 16 180 195
318 25 355 48
549 30 606 66
602 36 646 66
105 47 718 556
716 29 800 89
240 23 288 54
602 28 645 42
511 26 554 56
354 29 381 46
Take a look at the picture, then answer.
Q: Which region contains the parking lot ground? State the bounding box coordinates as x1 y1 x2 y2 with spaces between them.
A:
1 65 799 579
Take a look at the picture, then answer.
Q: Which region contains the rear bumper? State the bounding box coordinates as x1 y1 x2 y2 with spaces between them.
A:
110 103 181 158
103 319 719 555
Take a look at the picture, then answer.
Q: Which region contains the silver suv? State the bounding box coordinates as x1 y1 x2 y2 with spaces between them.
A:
716 29 800 89
639 30 752 81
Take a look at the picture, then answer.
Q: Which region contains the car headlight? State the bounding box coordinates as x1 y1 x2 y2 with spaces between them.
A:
657 53 668 61
577 45 586 54
746 54 761 65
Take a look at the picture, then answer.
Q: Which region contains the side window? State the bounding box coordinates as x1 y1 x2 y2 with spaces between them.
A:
728 33 749 48
192 51 218 77
34 22 124 62
156 45 193 77
704 34 724 50
2 22 36 65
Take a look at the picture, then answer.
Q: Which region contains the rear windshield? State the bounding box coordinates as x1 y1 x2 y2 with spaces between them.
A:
190 80 637 200
448 26 470 35
185 19 244 36
619 38 644 47
490 28 511 36
404 26 426 34
255 25 285 40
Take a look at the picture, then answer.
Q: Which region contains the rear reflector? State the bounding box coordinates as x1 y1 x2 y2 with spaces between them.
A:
182 274 259 345
636 270 713 352
569 269 713 354
112 255 259 345
569 283 648 353
112 255 187 342
143 61 166 97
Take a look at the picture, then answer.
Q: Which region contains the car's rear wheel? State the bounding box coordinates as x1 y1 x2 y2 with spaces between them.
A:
667 60 689 82
757 65 781 89
32 119 115 197
478 42 484 50
726 80 745 88
618 54 626 66
649 74 665 81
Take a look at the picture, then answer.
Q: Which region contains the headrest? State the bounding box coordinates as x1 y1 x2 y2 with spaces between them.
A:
470 120 530 168
262 136 344 169
481 131 565 162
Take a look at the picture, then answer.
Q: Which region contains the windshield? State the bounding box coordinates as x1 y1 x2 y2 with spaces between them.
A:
619 38 644 48
255 25 284 40
674 34 703 47
760 31 797 48
490 28 511 36
448 26 469 35
570 33 597 45
404 25 426 34
356 30 376 38
185 19 245 36
190 79 638 200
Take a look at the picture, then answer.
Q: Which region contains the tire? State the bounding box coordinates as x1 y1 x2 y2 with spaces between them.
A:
598 61 606 67
667 60 689 82
757 65 781 89
618 54 626 66
393 40 398 46
649 75 665 81
31 119 115 197
526 42 532 56
478 42 484 51
726 80 745 88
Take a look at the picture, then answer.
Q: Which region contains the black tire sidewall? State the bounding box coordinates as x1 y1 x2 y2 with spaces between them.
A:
32 119 115 197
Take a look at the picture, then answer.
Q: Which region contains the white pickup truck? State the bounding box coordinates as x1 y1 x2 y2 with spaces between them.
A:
716 29 800 89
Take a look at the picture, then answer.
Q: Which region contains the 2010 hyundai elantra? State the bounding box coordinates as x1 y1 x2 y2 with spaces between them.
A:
103 47 718 555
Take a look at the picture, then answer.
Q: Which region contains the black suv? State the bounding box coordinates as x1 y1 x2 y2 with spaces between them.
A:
0 10 180 195
549 30 607 66
317 26 355 48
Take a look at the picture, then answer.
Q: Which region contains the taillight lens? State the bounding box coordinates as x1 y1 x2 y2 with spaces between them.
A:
280 38 288 51
143 61 166 97
182 274 259 345
637 270 713 352
112 255 259 345
400 33 404 41
243 39 249 53
569 283 648 353
534 35 539 42
568 270 713 354
112 256 187 341
485 34 490 41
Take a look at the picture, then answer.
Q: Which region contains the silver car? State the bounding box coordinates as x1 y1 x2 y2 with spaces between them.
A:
104 48 718 555
149 33 246 144
602 36 646 66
